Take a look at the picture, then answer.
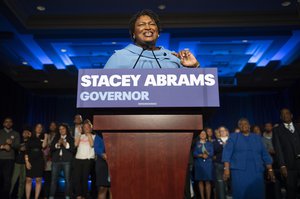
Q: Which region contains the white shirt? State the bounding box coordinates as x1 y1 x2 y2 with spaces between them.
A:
55 135 70 156
75 134 95 160
284 122 295 133
74 125 82 137
220 137 228 143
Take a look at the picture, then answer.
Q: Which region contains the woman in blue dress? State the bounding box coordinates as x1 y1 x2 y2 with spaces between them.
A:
222 118 275 199
94 133 112 199
193 130 214 199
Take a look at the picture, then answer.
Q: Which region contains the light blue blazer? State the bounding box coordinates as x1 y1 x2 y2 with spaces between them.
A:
104 44 184 69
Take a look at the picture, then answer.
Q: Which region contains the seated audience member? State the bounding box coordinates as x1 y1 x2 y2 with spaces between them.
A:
213 126 229 199
73 119 95 199
10 128 31 199
223 118 275 199
49 123 75 199
193 130 214 199
25 123 48 199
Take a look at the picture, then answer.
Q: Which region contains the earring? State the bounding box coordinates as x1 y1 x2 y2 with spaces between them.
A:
158 34 160 37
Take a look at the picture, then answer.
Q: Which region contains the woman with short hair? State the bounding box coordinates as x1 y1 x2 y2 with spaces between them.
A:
223 118 275 199
104 9 200 69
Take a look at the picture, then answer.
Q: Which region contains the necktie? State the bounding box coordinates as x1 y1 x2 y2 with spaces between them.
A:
287 124 294 133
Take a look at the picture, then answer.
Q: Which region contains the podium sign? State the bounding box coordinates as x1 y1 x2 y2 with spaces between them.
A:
77 68 219 108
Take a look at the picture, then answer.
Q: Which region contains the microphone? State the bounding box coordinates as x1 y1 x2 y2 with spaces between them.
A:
132 43 163 69
132 48 146 69
151 50 162 69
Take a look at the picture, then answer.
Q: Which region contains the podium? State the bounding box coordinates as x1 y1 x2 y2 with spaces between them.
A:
93 114 202 199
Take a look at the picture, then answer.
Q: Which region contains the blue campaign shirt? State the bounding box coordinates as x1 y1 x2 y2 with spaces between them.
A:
94 134 105 157
104 44 184 69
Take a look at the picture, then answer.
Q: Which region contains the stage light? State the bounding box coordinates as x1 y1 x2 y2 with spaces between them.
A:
281 0 291 6
112 42 117 45
22 61 28 65
273 78 278 82
43 80 49 84
242 40 248 43
158 4 166 10
36 6 46 11
60 48 67 53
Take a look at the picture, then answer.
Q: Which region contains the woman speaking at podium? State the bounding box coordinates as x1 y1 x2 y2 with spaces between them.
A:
104 9 200 69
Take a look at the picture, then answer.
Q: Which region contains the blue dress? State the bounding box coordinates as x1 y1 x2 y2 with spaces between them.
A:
193 141 214 181
94 135 110 187
104 44 184 69
222 133 272 199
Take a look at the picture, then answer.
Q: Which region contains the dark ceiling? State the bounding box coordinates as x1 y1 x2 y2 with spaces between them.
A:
0 0 300 94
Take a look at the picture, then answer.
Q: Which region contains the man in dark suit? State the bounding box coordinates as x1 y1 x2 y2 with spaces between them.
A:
272 108 300 199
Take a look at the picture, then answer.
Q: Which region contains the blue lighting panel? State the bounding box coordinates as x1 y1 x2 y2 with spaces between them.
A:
271 30 300 66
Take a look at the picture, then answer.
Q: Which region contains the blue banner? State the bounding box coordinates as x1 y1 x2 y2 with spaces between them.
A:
77 68 219 108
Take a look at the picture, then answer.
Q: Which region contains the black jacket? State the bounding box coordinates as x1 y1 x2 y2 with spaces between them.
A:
272 123 300 170
50 135 75 162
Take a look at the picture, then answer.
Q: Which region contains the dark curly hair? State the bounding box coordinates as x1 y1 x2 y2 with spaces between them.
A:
128 9 161 41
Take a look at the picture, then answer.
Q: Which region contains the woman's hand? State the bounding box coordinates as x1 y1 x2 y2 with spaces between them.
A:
102 153 107 161
26 161 32 170
173 49 199 68
3 144 11 151
202 153 208 159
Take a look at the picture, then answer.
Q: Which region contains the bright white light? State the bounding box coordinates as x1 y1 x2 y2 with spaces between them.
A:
36 6 46 11
281 1 291 6
158 5 166 10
